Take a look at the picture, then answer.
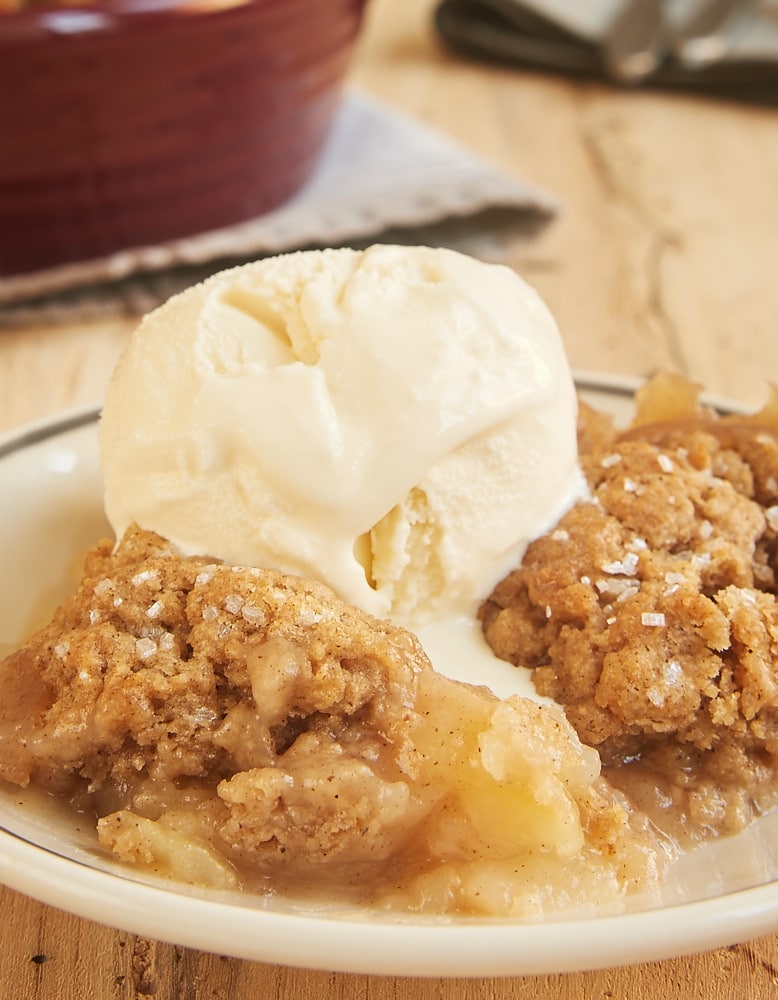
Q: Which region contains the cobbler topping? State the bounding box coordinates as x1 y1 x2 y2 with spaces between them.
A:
0 525 665 916
482 373 778 841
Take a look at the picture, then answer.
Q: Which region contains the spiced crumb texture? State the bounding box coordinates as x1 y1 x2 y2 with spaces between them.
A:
481 373 778 841
0 526 664 917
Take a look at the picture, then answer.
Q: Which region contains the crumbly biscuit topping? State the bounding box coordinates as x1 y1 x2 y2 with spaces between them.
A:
0 525 665 915
481 373 778 839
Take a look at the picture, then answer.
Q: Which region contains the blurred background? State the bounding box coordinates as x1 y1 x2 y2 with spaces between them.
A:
1 0 777 420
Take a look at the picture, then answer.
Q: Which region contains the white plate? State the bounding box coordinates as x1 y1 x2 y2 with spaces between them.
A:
1 374 778 978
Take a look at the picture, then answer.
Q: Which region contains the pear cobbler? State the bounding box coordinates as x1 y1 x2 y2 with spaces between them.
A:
1 249 776 917
0 526 665 916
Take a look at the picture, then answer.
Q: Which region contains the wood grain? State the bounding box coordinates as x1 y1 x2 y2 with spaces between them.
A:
2 888 778 1000
2 0 778 995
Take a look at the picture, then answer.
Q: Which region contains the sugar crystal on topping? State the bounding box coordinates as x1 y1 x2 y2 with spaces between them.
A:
595 578 640 599
159 632 175 652
600 552 639 576
241 605 266 624
135 637 157 660
664 660 682 684
223 594 245 614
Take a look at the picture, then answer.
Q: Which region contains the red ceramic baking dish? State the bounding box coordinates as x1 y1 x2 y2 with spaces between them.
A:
0 0 368 277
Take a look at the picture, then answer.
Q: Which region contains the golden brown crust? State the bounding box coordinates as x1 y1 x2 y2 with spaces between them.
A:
0 525 427 844
481 375 778 837
0 525 665 913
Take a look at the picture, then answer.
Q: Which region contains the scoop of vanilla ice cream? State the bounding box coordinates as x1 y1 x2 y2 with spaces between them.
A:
100 245 584 625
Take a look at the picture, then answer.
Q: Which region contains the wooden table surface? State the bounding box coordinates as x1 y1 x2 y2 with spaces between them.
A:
2 0 778 996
